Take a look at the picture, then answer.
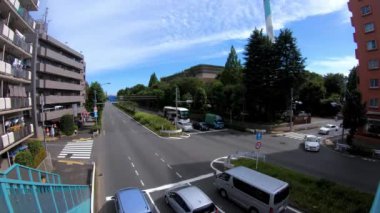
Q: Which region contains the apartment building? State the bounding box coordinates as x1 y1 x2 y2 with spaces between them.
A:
348 0 380 137
33 30 86 137
0 0 37 164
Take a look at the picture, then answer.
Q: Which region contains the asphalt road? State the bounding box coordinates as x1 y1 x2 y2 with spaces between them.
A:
94 103 380 212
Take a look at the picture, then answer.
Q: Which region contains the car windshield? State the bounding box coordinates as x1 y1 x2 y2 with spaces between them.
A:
306 137 319 142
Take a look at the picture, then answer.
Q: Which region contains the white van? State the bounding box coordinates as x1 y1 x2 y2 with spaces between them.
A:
214 166 289 213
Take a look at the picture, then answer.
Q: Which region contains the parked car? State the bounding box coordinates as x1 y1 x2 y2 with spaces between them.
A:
165 185 218 213
176 121 193 132
111 187 153 213
214 166 289 213
303 135 321 152
193 121 210 131
319 124 339 135
205 113 224 129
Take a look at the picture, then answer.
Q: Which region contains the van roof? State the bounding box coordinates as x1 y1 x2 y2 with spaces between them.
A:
116 187 151 212
226 166 288 193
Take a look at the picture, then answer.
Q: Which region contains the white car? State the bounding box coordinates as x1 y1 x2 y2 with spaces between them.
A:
304 135 321 152
176 121 193 132
319 124 339 135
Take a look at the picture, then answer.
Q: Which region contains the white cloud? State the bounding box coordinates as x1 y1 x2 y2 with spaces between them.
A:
41 0 349 74
307 56 358 76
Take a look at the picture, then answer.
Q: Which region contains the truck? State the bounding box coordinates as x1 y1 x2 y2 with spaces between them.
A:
205 113 224 129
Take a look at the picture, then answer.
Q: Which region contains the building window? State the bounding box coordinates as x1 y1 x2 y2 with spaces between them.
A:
369 98 379 108
367 40 377 50
364 23 375 33
369 59 379 70
370 79 379 88
361 5 372 16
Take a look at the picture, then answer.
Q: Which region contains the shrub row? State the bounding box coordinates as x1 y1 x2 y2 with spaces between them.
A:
134 111 176 133
15 140 46 168
233 158 373 213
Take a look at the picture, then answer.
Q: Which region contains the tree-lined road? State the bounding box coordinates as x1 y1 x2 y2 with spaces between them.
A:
94 103 380 212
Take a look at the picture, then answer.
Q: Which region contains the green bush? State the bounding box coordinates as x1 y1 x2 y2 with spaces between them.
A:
133 111 176 132
15 150 33 167
28 140 43 157
233 158 373 213
60 114 76 135
33 149 46 168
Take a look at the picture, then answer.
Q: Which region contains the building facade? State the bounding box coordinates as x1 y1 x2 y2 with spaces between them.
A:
348 0 380 136
161 64 224 82
33 31 86 137
0 0 38 163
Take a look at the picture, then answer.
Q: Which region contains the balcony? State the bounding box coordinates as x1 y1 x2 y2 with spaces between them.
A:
37 79 84 91
0 22 32 58
0 0 35 33
0 97 31 115
0 124 34 155
37 63 83 80
37 47 84 70
39 95 84 105
18 0 39 11
39 107 84 122
16 7 36 30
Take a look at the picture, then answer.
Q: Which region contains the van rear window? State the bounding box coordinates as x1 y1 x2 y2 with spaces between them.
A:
274 186 289 204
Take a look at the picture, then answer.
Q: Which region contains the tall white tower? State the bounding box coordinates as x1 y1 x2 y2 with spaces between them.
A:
263 0 274 42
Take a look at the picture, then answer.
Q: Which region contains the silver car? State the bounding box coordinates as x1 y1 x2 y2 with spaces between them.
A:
165 185 217 213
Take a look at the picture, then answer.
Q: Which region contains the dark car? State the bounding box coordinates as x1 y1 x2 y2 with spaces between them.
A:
193 122 209 131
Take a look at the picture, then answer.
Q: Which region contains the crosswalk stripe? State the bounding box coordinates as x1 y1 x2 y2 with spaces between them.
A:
282 132 307 140
57 141 94 159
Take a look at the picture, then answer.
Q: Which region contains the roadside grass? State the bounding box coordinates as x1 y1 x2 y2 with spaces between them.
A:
233 158 374 213
115 103 179 137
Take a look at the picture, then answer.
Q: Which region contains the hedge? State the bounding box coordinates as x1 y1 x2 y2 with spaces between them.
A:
14 151 33 167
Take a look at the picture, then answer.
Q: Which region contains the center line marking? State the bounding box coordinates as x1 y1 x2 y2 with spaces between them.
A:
176 172 182 178
160 158 165 163
167 164 172 169
131 163 135 168
140 180 145 186
155 153 159 157
135 170 139 176
128 156 131 161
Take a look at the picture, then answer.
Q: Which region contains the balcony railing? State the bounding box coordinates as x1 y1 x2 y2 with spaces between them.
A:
17 7 36 30
0 97 32 111
0 124 34 151
13 33 32 54
11 65 31 80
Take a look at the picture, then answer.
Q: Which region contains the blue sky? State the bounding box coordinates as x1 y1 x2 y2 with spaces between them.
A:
32 0 357 95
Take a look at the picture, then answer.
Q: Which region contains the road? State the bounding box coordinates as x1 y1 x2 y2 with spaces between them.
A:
93 103 380 212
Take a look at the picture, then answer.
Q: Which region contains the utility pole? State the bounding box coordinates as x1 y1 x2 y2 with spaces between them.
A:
175 87 178 129
290 88 294 131
94 90 97 126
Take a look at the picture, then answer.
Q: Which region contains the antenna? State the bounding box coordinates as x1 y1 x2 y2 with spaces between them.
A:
263 0 274 42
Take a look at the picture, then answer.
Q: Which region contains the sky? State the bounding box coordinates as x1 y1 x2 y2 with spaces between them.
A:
31 0 357 95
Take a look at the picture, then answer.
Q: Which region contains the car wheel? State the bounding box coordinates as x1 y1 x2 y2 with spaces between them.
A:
219 189 228 198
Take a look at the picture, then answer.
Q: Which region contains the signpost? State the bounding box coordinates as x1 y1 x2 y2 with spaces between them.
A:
255 132 263 169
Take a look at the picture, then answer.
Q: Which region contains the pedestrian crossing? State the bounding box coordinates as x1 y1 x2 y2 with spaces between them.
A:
282 132 307 141
57 140 93 159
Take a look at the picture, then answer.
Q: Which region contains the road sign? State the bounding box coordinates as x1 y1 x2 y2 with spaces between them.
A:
94 111 98 118
256 132 262 140
255 141 262 149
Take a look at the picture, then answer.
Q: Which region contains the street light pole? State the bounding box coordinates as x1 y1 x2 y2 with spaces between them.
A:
94 89 97 127
290 88 294 131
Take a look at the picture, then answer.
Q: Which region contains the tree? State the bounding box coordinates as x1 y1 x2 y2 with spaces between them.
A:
148 73 159 88
219 46 243 85
275 29 306 112
324 73 345 98
60 114 76 135
243 29 277 121
85 82 107 113
342 66 367 145
15 151 33 167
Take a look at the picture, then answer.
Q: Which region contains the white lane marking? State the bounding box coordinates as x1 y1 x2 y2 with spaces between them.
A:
105 196 113 201
146 190 160 213
128 156 131 161
210 156 227 174
131 162 135 168
144 173 214 193
155 153 159 157
135 170 139 176
167 164 172 169
140 180 145 186
160 158 165 163
57 141 94 159
176 172 182 178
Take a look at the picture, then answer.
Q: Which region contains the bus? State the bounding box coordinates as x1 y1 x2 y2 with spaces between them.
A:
163 106 190 123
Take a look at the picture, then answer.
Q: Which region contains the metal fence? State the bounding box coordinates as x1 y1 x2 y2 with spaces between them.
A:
0 164 90 213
